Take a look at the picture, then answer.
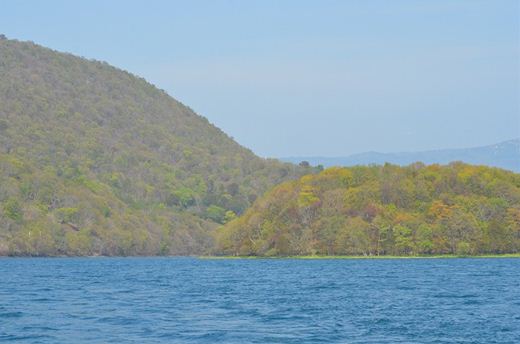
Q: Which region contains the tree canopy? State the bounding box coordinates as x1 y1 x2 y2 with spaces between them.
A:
216 163 520 256
0 38 315 256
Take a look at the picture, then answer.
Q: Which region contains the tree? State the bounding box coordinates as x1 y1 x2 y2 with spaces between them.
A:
393 225 414 255
3 199 22 222
335 217 370 255
441 209 480 254
206 205 227 224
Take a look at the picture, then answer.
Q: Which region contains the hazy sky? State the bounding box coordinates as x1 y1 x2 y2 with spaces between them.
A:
1 0 519 157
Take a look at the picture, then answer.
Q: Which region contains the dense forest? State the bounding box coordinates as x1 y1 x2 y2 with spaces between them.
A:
0 37 316 256
216 163 520 256
1 37 519 257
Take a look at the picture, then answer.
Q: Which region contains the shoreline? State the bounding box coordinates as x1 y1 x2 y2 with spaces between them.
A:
1 253 520 259
200 253 520 260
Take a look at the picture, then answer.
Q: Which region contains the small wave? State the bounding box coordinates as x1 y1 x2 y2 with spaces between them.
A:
0 311 23 318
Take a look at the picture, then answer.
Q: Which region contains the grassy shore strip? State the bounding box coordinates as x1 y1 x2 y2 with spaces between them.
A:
200 253 520 260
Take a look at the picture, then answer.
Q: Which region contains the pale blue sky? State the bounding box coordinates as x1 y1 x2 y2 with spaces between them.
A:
1 0 519 157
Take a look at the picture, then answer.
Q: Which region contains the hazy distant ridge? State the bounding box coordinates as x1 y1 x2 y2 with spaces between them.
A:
281 140 520 172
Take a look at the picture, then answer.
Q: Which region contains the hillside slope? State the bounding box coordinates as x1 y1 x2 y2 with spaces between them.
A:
0 37 314 256
282 139 520 172
217 163 520 256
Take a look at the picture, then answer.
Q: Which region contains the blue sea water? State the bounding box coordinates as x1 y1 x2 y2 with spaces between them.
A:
0 258 519 343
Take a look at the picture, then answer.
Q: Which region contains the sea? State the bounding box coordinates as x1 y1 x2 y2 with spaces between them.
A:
1 257 519 343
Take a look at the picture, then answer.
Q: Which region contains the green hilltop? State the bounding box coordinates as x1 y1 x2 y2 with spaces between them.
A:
216 163 520 256
0 37 316 256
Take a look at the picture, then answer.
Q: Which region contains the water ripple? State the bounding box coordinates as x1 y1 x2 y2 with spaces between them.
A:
0 258 519 343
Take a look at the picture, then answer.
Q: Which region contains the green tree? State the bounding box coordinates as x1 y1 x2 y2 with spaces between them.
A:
3 199 22 222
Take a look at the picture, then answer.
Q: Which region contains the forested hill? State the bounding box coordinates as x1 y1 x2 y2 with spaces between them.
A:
0 37 315 256
216 163 520 256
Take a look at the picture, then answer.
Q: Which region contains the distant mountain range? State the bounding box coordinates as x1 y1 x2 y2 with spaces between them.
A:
281 139 520 172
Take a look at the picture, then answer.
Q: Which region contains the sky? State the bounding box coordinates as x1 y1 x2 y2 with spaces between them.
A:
1 0 519 157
